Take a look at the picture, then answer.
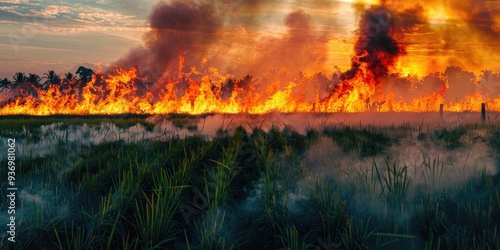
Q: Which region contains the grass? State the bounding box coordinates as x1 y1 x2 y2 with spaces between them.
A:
1 115 500 249
374 158 413 208
0 114 155 139
322 124 407 157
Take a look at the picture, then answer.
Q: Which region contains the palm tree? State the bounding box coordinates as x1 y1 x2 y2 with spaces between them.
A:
480 69 493 83
12 72 26 88
24 73 42 96
61 72 77 93
76 66 94 83
27 73 41 87
64 72 75 84
478 69 500 97
0 78 13 92
43 70 61 89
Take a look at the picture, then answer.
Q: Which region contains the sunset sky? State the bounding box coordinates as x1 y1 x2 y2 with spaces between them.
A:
0 0 152 78
0 0 499 80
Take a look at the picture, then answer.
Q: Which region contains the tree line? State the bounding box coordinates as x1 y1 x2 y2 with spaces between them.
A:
0 66 94 94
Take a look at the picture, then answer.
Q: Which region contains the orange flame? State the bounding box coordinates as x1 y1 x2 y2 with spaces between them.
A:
0 56 496 115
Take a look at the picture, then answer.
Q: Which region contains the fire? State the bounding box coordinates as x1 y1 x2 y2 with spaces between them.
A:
0 55 495 115
427 6 450 26
0 0 498 116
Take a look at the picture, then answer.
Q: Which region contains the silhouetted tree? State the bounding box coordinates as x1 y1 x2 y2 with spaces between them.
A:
64 72 75 84
237 74 254 89
43 70 61 89
442 65 475 102
312 72 332 92
76 66 94 83
0 78 13 92
60 72 76 92
27 73 41 86
25 73 42 96
477 69 500 97
480 69 492 82
419 72 445 94
384 73 416 102
329 66 343 90
12 72 26 88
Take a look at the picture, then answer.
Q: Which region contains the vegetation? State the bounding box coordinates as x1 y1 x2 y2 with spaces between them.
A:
1 116 500 249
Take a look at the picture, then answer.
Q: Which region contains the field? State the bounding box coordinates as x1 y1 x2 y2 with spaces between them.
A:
1 113 500 249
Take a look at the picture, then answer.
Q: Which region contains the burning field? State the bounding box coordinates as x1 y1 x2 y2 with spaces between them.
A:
1 0 500 249
0 0 499 114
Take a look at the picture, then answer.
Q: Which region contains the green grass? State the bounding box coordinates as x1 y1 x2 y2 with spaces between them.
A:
0 114 155 139
322 125 407 157
2 116 500 249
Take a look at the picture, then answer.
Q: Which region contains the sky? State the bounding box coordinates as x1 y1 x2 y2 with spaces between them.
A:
0 0 154 78
0 0 499 80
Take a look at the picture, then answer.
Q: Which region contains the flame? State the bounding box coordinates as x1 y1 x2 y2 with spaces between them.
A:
2 0 497 116
427 6 450 26
0 55 496 115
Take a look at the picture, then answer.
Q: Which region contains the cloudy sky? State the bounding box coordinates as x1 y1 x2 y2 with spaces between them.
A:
0 0 156 78
0 0 499 80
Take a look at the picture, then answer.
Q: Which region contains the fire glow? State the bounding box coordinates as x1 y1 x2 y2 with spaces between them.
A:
0 0 499 115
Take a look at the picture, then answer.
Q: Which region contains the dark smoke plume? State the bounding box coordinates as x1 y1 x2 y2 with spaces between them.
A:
110 1 223 80
345 6 406 83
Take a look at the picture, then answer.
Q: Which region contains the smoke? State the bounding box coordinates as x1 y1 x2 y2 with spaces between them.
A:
227 122 497 247
343 1 429 81
145 1 222 66
383 0 500 73
110 1 223 80
348 5 405 83
109 0 346 81
99 0 500 113
299 128 496 218
108 0 491 78
248 9 329 77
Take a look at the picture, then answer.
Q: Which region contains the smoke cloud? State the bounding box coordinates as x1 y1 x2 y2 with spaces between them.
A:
109 0 346 81
102 0 500 110
349 5 406 83
111 1 223 80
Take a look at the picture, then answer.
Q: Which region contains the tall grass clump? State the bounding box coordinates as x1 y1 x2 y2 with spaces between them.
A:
312 179 347 246
133 172 184 248
190 131 243 249
256 153 293 248
374 159 413 209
